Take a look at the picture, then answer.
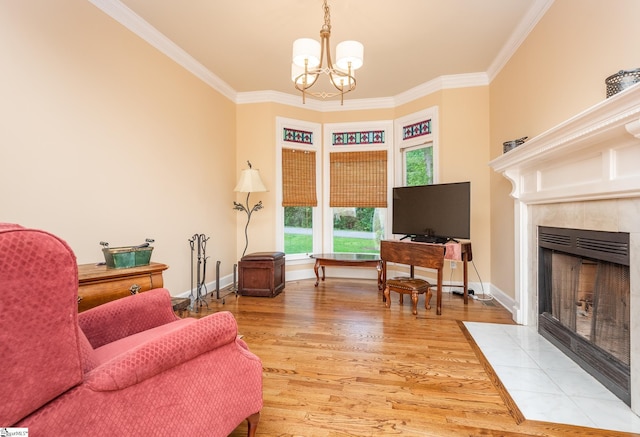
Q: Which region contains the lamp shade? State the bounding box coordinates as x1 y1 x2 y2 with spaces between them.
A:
292 38 321 68
336 40 364 70
234 168 267 193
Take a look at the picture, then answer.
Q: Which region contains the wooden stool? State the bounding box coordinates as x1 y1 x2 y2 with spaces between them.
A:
383 277 433 315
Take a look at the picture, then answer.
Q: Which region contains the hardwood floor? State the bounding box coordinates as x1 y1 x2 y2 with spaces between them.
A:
185 278 636 436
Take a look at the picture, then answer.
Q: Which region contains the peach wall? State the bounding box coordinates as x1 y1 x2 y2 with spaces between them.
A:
0 1 237 295
489 0 640 299
440 88 491 284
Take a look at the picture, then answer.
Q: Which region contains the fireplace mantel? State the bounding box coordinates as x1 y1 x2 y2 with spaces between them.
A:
490 84 640 204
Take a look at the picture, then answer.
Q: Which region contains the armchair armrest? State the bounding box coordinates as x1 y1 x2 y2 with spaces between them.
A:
84 311 248 391
78 288 179 349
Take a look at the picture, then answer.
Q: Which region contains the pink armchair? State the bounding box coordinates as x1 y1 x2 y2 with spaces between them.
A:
0 224 262 436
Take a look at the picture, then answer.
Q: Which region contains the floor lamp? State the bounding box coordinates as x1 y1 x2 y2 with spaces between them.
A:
233 161 268 258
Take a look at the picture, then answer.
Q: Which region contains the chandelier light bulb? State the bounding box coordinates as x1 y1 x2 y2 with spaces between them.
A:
291 63 317 85
333 68 355 88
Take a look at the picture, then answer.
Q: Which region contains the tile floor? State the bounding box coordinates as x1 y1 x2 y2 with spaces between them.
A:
464 321 640 434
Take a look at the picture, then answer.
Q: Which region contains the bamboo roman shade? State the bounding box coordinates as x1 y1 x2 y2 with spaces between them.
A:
282 148 317 207
329 150 387 208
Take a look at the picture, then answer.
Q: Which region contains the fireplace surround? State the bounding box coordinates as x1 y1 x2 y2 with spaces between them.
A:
490 85 640 413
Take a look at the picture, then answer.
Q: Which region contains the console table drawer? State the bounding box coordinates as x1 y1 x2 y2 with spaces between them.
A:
77 262 168 312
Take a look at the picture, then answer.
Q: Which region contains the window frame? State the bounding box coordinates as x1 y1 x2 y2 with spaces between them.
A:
322 121 394 254
394 107 439 188
276 117 322 261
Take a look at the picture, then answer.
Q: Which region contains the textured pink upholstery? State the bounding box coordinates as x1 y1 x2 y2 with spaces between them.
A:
79 286 182 349
0 224 263 436
0 224 82 426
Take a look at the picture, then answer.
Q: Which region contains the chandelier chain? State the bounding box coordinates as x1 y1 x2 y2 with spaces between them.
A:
323 0 331 31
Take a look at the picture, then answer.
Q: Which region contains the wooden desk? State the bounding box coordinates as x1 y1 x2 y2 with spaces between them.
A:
310 253 383 290
380 240 472 314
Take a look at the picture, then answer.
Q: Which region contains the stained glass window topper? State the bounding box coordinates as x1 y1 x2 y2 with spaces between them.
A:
403 119 431 140
333 130 385 146
283 128 313 145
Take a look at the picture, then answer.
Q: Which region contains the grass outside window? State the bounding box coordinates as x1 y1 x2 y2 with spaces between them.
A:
285 234 378 254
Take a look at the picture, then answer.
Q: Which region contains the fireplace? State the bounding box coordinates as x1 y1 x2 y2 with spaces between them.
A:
538 226 631 404
489 85 640 414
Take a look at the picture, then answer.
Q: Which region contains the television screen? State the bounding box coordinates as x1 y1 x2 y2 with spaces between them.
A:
392 182 470 243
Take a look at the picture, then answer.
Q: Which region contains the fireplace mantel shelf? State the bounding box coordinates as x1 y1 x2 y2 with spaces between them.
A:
490 84 640 204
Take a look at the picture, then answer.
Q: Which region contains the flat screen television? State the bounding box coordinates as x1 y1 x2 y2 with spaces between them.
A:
392 182 470 243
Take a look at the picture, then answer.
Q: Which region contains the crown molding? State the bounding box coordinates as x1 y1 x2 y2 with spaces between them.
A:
235 90 397 111
236 74 488 109
90 0 552 110
87 0 237 102
320 96 397 112
487 0 555 82
236 90 324 110
392 73 491 107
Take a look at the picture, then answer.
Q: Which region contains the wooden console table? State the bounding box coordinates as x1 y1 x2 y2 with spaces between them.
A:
77 262 168 312
380 240 472 314
310 253 383 290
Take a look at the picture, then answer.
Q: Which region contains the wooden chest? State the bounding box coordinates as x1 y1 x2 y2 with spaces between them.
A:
238 252 285 297
77 262 168 312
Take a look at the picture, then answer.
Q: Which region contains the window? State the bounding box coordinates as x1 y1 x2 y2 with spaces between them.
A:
276 118 321 258
332 207 384 253
284 206 313 254
329 150 388 253
282 148 317 255
403 143 433 186
394 108 438 188
324 122 393 254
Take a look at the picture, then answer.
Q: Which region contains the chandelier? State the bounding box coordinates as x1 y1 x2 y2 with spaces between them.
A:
291 0 364 105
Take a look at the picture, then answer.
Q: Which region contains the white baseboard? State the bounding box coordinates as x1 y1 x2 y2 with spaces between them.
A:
488 283 518 322
177 272 236 299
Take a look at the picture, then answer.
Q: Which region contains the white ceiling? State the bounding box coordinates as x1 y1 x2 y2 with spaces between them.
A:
99 0 553 104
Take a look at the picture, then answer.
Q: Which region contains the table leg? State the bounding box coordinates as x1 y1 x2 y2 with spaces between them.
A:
314 259 320 287
436 269 443 315
463 252 469 305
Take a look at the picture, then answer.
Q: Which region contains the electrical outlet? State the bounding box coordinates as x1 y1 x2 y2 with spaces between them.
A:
450 260 457 269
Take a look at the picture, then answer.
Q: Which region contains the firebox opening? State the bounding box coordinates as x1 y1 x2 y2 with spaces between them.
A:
538 226 631 405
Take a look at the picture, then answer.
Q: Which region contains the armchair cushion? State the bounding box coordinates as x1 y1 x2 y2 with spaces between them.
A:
92 318 196 366
85 309 244 391
78 287 180 349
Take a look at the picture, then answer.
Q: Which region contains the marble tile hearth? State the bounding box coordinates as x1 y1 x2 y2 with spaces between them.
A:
465 322 640 434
